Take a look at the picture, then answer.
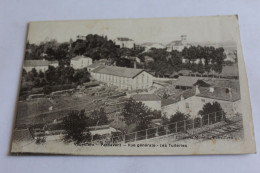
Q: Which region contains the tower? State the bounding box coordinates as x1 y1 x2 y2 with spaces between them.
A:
181 35 187 45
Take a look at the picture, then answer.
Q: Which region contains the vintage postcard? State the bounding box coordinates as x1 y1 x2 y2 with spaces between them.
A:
11 15 256 155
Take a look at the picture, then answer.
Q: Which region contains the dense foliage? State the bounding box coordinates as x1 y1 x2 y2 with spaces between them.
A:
63 110 91 145
198 102 226 125
89 108 109 126
25 34 226 77
139 46 226 76
122 99 161 132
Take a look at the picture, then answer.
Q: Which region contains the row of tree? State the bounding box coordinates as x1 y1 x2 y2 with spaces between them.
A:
25 34 143 67
139 46 226 76
21 66 91 97
25 34 227 77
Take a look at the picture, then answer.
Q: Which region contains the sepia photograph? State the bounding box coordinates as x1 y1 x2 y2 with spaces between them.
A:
10 15 256 155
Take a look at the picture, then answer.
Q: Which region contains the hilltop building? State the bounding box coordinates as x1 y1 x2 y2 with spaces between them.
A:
166 35 191 52
90 66 154 90
70 55 92 69
23 59 58 72
114 37 135 49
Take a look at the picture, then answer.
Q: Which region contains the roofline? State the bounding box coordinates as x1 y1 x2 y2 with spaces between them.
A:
195 95 240 102
132 70 154 79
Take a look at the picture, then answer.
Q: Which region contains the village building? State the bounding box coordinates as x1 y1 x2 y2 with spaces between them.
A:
162 79 241 119
70 55 92 69
166 35 191 52
114 37 135 49
182 58 206 65
23 59 59 72
132 94 161 111
90 66 154 90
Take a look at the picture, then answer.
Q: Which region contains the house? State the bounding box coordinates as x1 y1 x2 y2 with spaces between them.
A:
23 59 59 72
91 66 154 90
162 82 241 119
132 94 161 110
70 55 92 69
114 37 135 49
182 58 205 65
166 35 191 52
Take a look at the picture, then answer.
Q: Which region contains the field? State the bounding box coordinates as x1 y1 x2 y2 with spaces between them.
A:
15 86 129 130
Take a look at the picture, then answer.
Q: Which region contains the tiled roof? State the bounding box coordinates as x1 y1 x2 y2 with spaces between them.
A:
175 76 202 87
87 62 104 68
165 82 240 107
71 55 91 61
24 60 50 67
202 78 240 90
197 86 240 102
91 66 146 78
133 94 161 101
162 99 176 106
91 66 106 73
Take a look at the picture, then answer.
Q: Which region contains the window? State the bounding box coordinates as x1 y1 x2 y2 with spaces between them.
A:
201 99 205 102
185 103 189 109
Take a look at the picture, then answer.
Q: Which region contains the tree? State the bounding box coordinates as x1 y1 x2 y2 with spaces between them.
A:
31 68 38 78
122 99 152 131
198 102 226 125
168 112 190 132
45 65 57 84
89 108 108 126
38 70 44 78
43 85 52 95
63 110 91 145
197 60 205 74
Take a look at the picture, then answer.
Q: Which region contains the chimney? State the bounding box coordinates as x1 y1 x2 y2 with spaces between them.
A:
195 85 200 95
134 61 137 69
209 87 214 93
228 88 233 101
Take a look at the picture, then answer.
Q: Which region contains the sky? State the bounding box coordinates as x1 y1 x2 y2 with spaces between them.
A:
27 15 239 45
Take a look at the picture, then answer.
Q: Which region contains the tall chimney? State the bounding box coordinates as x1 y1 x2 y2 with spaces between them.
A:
134 61 137 69
228 88 233 101
195 85 200 95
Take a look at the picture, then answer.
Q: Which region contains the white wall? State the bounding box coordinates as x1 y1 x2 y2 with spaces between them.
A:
71 58 92 69
140 100 161 111
162 95 241 119
23 66 49 72
91 70 153 90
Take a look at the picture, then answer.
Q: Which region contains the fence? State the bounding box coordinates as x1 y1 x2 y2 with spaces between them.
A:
111 110 225 143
